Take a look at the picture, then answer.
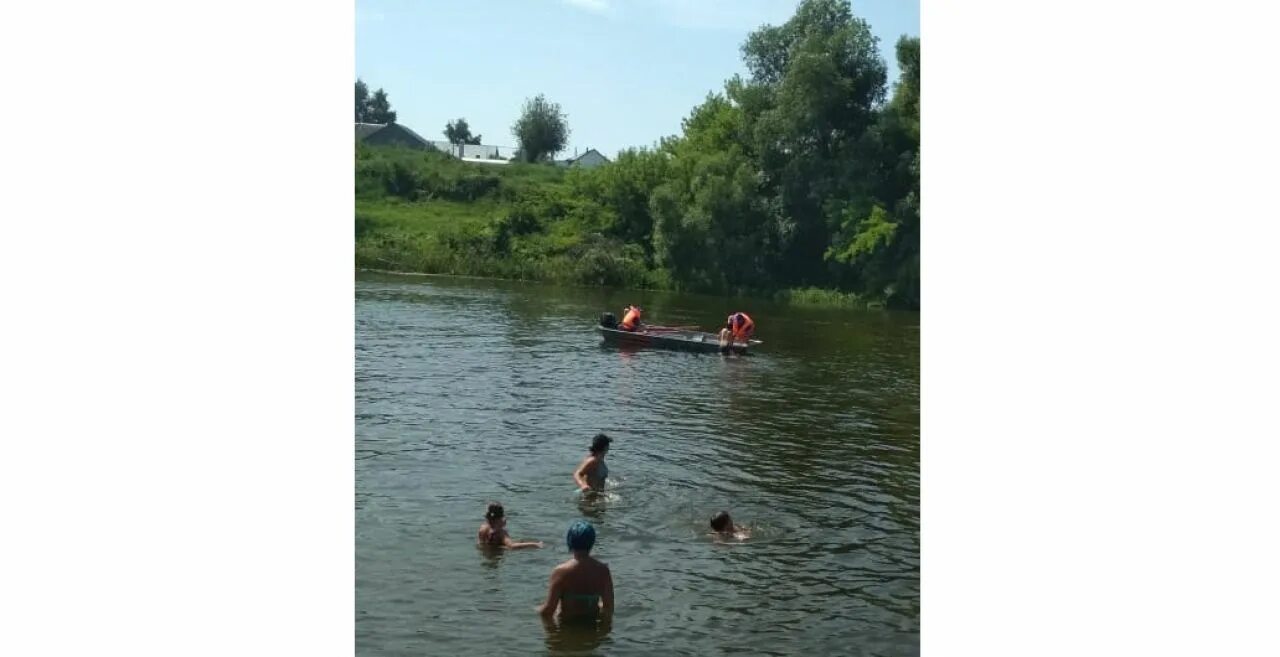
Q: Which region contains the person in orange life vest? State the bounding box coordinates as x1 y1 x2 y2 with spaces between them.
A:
618 305 643 331
726 312 754 342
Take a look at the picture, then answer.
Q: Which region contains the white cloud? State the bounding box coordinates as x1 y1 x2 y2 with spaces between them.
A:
641 0 795 31
561 0 611 14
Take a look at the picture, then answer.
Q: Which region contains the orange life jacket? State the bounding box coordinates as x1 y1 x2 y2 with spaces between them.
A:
727 312 754 340
620 306 642 331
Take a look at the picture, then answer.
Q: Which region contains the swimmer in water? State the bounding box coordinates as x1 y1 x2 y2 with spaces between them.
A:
573 433 612 493
537 520 614 619
710 511 750 540
477 502 543 549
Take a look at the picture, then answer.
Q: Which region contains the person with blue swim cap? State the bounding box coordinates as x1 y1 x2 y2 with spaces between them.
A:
537 520 614 619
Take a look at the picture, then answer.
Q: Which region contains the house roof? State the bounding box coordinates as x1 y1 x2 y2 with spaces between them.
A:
355 123 386 139
354 122 432 147
559 148 611 165
573 148 609 162
392 123 432 145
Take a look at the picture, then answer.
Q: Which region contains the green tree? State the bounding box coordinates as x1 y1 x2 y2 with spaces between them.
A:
570 147 670 258
890 36 920 141
444 118 482 157
365 88 397 124
650 181 710 288
355 79 369 122
512 94 570 163
826 34 920 308
733 0 888 285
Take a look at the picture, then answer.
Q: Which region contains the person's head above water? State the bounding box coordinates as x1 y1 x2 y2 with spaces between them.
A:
485 502 505 524
566 520 596 552
710 511 733 532
590 433 612 455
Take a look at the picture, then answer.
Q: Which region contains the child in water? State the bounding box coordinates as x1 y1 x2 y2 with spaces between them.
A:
477 502 543 549
710 511 750 540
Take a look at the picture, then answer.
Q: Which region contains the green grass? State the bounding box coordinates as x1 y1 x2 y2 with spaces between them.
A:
773 287 874 309
354 145 653 286
353 145 891 308
356 197 498 232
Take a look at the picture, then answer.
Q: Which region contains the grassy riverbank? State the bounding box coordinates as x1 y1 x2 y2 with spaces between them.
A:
355 145 657 289
353 145 889 308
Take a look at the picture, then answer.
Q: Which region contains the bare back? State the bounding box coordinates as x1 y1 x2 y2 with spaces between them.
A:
546 555 613 617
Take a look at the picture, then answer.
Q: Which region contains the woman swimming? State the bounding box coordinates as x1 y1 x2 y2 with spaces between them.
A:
710 510 750 540
537 520 614 619
476 502 543 549
573 434 612 493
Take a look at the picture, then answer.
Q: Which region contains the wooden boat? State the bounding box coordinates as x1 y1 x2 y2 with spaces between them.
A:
596 324 752 354
595 312 758 354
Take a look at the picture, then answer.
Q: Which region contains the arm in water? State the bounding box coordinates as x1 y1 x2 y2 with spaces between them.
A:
504 534 544 549
600 564 615 615
537 567 564 617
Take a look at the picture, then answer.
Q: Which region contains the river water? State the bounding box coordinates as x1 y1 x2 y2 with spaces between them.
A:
356 272 920 656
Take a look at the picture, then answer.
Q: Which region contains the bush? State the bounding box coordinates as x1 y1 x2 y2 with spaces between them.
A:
773 287 867 308
388 161 420 200
564 235 650 287
355 214 376 239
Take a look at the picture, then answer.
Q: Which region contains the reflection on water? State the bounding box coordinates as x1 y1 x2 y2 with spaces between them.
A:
542 613 614 656
477 545 508 570
576 484 623 522
356 272 919 656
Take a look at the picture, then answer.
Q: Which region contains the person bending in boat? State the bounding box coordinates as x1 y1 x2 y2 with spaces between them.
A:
573 433 612 493
618 305 643 331
477 502 543 549
537 520 614 619
726 311 755 342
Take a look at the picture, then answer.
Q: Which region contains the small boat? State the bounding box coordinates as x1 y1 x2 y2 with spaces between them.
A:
595 313 757 354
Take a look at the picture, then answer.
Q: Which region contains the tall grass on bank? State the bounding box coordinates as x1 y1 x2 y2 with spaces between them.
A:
354 144 886 308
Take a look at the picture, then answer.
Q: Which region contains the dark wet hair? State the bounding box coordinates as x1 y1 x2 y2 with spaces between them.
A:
485 502 504 522
590 433 612 455
710 511 732 531
567 520 596 552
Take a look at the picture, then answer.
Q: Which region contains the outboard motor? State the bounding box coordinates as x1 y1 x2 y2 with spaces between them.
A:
599 312 618 328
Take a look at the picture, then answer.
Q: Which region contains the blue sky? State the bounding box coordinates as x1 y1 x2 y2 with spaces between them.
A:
356 0 919 159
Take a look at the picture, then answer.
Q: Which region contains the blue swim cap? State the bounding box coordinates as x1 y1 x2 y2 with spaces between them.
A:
566 520 596 552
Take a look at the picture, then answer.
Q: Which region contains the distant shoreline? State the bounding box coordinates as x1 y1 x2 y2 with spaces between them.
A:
355 268 888 311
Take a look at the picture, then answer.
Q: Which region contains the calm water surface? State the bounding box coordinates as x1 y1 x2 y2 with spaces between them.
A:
356 272 919 656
